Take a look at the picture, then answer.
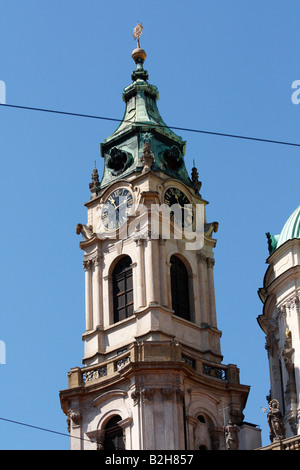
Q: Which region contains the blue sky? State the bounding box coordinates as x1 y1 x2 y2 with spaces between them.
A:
0 0 299 449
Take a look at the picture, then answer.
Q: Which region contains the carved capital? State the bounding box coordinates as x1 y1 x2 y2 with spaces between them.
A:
289 296 300 311
176 388 184 404
161 388 174 401
131 389 140 406
134 236 145 246
141 388 154 402
196 252 207 264
83 259 92 271
207 257 215 268
91 254 103 267
279 304 287 319
96 430 105 451
67 408 82 427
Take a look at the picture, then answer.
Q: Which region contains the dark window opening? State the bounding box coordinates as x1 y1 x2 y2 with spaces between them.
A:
197 415 206 424
170 255 190 321
112 256 134 323
104 415 125 450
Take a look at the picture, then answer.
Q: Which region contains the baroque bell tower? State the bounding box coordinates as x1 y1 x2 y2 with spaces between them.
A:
59 25 254 451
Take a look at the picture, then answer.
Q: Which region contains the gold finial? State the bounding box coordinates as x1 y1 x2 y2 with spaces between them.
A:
133 22 143 48
132 22 147 63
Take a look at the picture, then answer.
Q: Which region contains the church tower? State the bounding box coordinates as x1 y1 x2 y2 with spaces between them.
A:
59 26 255 451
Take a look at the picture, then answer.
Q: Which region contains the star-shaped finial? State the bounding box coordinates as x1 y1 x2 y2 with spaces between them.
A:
133 22 143 48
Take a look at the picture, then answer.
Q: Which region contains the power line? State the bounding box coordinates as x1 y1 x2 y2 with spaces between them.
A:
1 102 300 149
0 416 90 443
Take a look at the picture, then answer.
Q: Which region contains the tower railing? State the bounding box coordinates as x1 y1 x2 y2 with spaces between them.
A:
67 341 240 388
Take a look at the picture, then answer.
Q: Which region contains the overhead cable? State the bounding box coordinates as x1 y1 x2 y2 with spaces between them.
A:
1 103 300 148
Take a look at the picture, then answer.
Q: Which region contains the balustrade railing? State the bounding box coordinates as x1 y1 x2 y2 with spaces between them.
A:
202 363 227 380
68 342 238 388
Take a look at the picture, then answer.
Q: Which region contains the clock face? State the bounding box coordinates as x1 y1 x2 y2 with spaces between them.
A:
164 187 193 227
102 188 133 229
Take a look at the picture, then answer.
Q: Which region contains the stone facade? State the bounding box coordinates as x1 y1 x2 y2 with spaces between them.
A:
60 39 256 450
61 342 250 450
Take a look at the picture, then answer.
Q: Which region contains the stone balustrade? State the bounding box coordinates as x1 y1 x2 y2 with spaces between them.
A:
67 341 240 388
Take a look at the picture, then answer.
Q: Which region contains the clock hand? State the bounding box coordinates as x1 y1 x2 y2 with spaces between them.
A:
174 194 191 211
115 199 128 210
108 199 117 209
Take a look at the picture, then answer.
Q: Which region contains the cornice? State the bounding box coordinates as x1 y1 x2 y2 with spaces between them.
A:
266 237 300 265
264 265 300 297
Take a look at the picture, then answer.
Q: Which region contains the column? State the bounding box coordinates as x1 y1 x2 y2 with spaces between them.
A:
145 237 160 305
161 388 176 449
152 238 161 305
68 404 82 450
159 239 168 307
191 273 201 325
92 254 103 328
135 237 146 309
207 257 217 328
83 260 93 331
141 388 155 449
185 416 198 450
175 388 186 450
197 253 209 325
166 260 172 309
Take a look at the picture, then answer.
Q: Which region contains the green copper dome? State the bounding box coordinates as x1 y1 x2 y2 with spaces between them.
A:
97 40 197 191
266 205 300 254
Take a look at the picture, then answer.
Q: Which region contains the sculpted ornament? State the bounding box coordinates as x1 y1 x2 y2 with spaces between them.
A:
281 329 295 374
131 389 140 406
225 420 239 450
191 163 202 194
67 408 82 431
89 167 101 194
76 223 95 240
204 221 219 238
161 388 173 400
267 399 286 442
141 388 154 402
141 141 154 173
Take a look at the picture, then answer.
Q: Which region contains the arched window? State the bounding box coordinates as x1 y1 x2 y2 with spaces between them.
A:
170 255 190 321
112 256 133 323
197 415 206 424
103 415 125 450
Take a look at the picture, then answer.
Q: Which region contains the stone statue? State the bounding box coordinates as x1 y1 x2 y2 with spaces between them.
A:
267 399 286 442
191 164 202 194
225 420 239 450
141 141 154 173
89 167 101 194
76 223 94 240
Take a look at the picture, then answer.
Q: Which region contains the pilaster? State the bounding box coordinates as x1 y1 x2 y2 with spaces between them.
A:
83 260 93 331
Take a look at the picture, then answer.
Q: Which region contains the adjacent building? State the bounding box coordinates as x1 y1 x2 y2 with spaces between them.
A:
258 205 300 443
